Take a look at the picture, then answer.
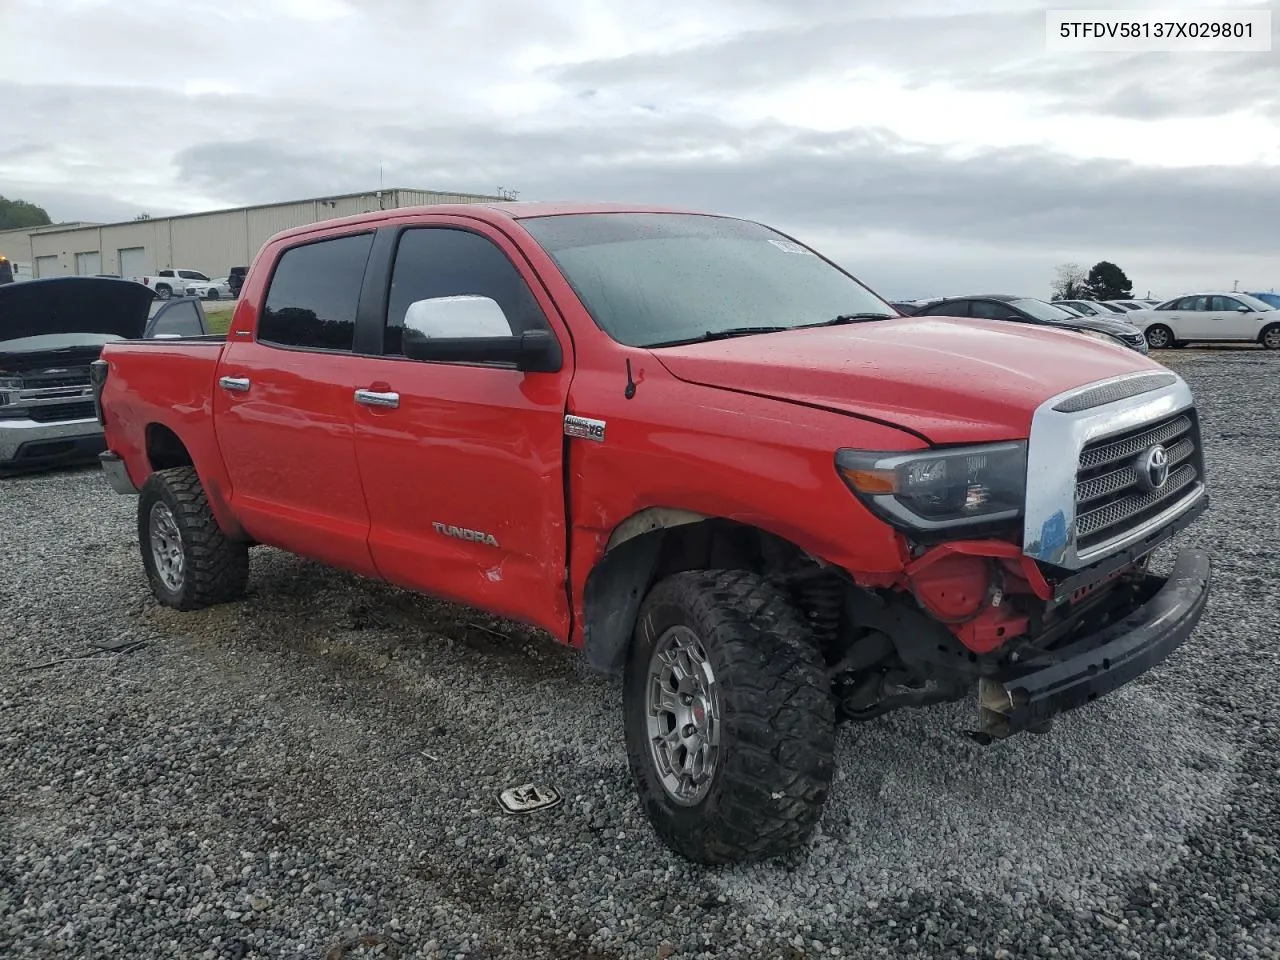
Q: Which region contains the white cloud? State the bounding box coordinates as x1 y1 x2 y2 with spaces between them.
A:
1 0 1278 296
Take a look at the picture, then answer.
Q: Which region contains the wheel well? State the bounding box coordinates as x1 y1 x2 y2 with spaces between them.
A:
581 513 811 676
146 423 193 471
1259 321 1280 341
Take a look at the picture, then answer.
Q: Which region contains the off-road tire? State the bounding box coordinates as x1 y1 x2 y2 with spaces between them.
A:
623 569 836 864
1144 324 1173 349
137 466 249 610
155 284 172 300
1260 324 1280 350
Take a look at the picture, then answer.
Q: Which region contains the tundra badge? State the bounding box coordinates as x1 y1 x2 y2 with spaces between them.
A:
432 522 500 548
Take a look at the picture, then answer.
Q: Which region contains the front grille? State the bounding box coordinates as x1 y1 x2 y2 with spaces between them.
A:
1074 410 1203 553
21 367 93 390
27 401 96 423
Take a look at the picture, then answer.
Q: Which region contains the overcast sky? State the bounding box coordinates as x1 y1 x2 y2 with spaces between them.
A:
2 0 1277 298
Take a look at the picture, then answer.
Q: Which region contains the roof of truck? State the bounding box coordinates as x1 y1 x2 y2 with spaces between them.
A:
269 200 714 243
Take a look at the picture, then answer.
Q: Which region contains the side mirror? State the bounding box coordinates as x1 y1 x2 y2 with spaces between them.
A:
401 295 562 373
1236 305 1252 312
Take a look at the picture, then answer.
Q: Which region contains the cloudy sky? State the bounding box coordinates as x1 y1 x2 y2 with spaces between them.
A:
2 0 1277 299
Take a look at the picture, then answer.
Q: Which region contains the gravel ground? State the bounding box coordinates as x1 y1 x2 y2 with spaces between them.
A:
2 349 1278 959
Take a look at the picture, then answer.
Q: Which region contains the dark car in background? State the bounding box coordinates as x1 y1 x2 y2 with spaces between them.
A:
913 294 1150 354
227 266 247 298
0 277 210 472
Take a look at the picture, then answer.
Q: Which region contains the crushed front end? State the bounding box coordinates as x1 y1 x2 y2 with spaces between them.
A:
815 370 1210 738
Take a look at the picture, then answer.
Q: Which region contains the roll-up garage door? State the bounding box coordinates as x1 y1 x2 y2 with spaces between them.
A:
119 247 147 279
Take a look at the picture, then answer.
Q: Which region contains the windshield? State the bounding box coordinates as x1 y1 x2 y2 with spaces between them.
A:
519 212 895 347
1010 298 1082 323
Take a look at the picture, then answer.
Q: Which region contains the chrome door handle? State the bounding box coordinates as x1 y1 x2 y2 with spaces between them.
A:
354 388 399 409
218 376 251 393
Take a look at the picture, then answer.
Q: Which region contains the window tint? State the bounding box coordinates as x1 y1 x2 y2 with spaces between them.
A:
148 301 205 338
259 233 374 351
1210 296 1242 311
968 300 1008 319
1011 299 1079 322
178 270 208 280
925 300 970 317
384 228 547 356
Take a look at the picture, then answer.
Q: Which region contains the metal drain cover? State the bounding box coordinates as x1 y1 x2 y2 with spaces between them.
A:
498 783 563 815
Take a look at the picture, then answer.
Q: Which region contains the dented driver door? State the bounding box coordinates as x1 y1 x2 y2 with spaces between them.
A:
349 221 574 638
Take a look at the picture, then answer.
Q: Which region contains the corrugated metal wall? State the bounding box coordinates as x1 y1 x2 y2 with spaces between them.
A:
23 189 501 279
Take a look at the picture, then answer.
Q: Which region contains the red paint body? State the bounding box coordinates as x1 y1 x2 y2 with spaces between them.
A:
97 202 1161 653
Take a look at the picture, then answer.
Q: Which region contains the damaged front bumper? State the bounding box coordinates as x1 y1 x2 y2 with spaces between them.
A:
979 547 1211 737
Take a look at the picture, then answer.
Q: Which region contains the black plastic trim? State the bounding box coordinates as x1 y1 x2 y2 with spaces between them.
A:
996 548 1210 731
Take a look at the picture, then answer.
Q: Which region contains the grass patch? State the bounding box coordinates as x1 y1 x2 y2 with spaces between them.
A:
204 303 236 335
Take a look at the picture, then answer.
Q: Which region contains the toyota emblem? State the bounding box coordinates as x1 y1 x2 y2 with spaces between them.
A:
1136 444 1170 491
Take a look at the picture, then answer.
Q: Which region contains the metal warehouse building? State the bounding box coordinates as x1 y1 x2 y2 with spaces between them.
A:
25 188 503 280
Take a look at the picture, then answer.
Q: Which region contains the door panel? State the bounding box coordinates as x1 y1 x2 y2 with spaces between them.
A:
213 341 377 576
351 223 573 636
1210 296 1251 338
1181 296 1213 338
211 231 380 577
351 356 570 632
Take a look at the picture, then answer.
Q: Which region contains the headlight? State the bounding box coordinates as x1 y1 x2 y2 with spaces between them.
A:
835 442 1026 532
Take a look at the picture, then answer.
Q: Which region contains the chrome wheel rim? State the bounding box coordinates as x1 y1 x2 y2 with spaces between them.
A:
1147 328 1169 348
645 625 720 806
149 502 185 592
1264 329 1280 349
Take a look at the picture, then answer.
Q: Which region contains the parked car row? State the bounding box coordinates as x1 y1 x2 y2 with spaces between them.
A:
891 295 1151 354
895 290 1280 351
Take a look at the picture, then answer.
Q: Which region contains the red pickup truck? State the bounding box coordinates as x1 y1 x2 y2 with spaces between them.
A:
91 202 1211 864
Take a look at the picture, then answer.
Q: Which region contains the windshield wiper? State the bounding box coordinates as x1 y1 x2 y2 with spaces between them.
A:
796 313 897 329
647 326 790 347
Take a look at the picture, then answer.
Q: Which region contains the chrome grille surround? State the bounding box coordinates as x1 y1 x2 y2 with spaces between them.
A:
1024 371 1207 570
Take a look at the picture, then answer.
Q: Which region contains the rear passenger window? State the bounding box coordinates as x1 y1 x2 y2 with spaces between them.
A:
259 233 374 351
148 301 205 338
383 228 548 356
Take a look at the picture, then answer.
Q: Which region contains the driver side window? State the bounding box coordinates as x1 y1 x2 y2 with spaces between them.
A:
384 227 549 357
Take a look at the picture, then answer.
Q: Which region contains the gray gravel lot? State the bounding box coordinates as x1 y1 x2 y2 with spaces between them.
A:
2 350 1279 959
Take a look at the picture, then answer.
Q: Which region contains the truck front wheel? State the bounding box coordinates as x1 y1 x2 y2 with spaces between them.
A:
623 570 836 864
137 466 249 610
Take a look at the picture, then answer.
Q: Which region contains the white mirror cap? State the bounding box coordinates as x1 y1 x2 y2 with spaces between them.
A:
403 295 512 339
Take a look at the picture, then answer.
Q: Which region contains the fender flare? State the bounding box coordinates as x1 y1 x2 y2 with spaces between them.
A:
583 508 712 675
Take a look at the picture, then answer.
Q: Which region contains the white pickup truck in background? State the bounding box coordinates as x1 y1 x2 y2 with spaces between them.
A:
0 257 34 284
128 268 211 300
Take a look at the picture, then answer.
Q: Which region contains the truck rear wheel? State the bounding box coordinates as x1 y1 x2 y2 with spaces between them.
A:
623 570 836 864
137 466 249 610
